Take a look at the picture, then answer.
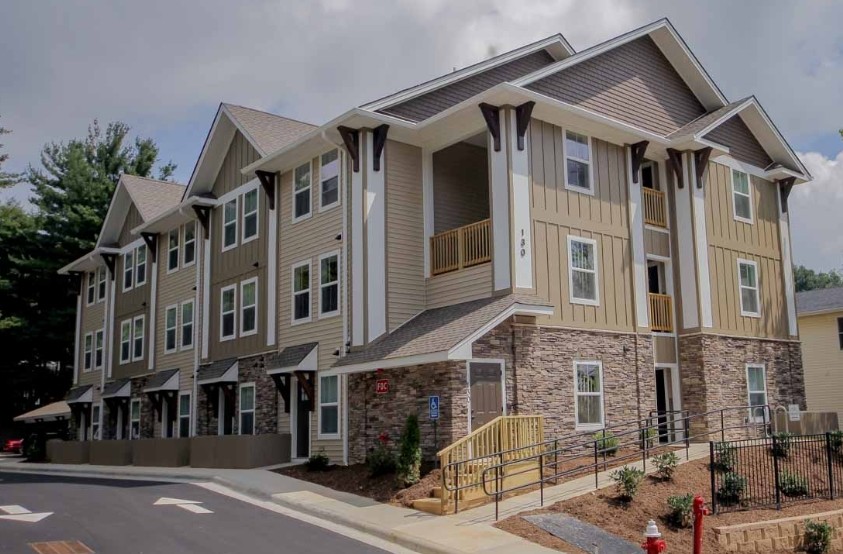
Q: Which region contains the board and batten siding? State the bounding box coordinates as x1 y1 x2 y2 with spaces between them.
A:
529 118 635 332
78 277 106 386
704 116 773 170
432 142 489 234
385 140 426 332
799 312 843 423
426 264 492 310
704 161 788 339
213 131 261 197
644 228 670 258
118 205 143 247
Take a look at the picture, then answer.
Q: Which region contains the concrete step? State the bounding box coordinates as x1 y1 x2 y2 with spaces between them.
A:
431 486 443 499
412 497 444 515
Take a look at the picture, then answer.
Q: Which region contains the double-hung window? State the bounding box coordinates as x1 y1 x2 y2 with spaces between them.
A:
240 279 257 336
220 285 236 340
239 384 255 435
178 393 191 438
135 245 147 286
120 320 132 364
746 364 768 422
838 317 843 351
737 259 760 317
123 250 134 291
568 236 599 305
165 305 178 353
319 375 339 437
181 300 194 349
292 261 311 323
83 333 93 371
223 198 238 250
574 361 604 429
91 404 101 440
565 131 593 193
97 267 106 302
320 150 339 210
182 222 196 267
130 399 141 439
132 315 145 362
168 229 180 272
319 253 339 318
94 329 104 369
731 169 753 223
242 189 258 243
293 162 312 222
86 273 96 305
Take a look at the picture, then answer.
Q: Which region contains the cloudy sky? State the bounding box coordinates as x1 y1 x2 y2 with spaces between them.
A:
1 0 841 270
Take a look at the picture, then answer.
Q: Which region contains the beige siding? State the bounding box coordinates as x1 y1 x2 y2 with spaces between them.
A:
118 205 143 247
653 335 677 364
644 228 670 258
529 118 635 332
704 116 773 170
800 312 843 422
78 276 106 386
665 163 695 333
704 161 788 338
432 142 489 233
212 131 261 197
426 264 492 309
385 140 426 332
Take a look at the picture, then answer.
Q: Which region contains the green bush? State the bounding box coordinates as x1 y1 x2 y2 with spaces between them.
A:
771 432 793 458
780 470 809 498
804 519 833 554
666 494 694 528
639 427 657 450
366 432 396 477
397 414 422 486
610 465 644 501
594 431 619 457
716 472 746 506
829 430 843 453
652 451 679 481
713 441 737 473
305 450 330 471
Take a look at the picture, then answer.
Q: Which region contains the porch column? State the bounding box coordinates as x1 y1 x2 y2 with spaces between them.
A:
626 145 650 329
486 105 511 291
689 153 713 328
674 152 700 330
506 107 533 291
364 129 387 342
777 181 798 337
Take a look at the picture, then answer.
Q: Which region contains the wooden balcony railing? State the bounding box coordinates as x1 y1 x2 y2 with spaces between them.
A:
649 293 673 332
643 188 667 228
430 219 491 276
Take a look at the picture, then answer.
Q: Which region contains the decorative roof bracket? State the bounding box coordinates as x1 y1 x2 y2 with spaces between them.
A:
140 233 158 263
666 148 684 189
255 170 276 210
694 147 712 189
192 205 211 237
372 124 389 172
629 141 649 184
514 101 535 151
338 126 360 173
479 103 501 152
779 177 796 213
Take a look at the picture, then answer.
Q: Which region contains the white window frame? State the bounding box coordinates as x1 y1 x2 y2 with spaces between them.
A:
222 197 239 252
567 235 600 306
134 245 147 287
164 304 178 354
97 267 106 302
241 187 259 244
564 130 595 195
737 258 761 318
240 278 258 337
94 328 104 370
83 332 93 371
177 392 191 438
122 250 134 292
91 403 101 440
574 361 604 431
167 228 180 273
291 259 312 325
180 299 194 351
86 272 96 305
319 149 340 212
238 383 256 436
182 222 196 268
129 398 141 440
731 169 754 224
292 161 313 223
746 364 768 423
318 251 340 319
220 285 237 341
119 319 132 364
131 315 145 362
318 375 340 439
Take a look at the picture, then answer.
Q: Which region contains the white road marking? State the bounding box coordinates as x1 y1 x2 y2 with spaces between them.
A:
0 512 53 523
177 503 213 514
0 505 31 515
153 497 202 506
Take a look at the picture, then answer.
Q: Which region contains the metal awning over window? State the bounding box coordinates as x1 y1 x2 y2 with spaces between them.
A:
65 385 93 405
101 379 131 400
196 358 238 386
143 368 180 394
266 344 318 413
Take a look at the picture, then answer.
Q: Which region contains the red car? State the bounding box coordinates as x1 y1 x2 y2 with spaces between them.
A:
3 439 23 454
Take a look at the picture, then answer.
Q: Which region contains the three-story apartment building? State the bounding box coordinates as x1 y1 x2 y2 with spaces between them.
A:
60 19 810 466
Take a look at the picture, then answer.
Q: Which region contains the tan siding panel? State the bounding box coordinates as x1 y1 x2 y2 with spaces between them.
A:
432 143 489 233
704 116 773 170
800 313 843 422
653 335 677 364
211 132 261 198
426 265 492 309
644 228 670 258
118 205 143 247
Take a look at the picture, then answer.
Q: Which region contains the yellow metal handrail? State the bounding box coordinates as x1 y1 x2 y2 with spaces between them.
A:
649 293 673 332
643 188 667 228
430 218 491 275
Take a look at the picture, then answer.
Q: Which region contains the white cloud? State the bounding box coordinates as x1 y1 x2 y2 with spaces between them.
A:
791 151 843 272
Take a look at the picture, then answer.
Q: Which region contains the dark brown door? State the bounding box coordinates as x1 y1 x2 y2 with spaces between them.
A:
296 384 310 459
470 362 503 429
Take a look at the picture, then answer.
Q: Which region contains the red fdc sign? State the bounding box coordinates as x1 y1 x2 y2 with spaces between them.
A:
375 379 389 394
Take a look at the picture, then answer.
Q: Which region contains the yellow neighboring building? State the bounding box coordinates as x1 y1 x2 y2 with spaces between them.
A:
797 287 843 422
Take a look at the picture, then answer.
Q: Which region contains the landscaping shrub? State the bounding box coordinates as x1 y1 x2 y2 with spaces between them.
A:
716 472 746 506
305 450 330 472
594 431 619 457
771 431 793 458
366 431 396 477
639 426 657 450
666 493 694 528
397 414 422 486
610 465 644 501
803 519 833 554
713 441 737 472
652 451 679 481
780 470 809 498
829 430 843 454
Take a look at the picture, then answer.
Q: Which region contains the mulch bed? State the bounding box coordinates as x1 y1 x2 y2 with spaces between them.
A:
276 463 440 507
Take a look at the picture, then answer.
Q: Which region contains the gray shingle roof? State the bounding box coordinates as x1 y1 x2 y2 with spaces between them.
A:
223 104 316 155
197 358 238 383
102 378 131 398
65 385 92 403
267 343 318 370
121 175 185 221
796 287 843 315
666 98 751 140
14 401 71 423
335 295 552 368
144 368 179 391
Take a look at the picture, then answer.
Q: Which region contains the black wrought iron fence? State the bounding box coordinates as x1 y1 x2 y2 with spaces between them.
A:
710 432 843 514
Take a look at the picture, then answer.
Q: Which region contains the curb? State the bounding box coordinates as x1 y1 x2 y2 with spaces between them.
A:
0 463 205 483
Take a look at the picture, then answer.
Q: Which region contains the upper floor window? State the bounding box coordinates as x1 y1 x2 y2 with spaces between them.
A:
319 253 339 318
731 169 753 223
86 272 96 305
574 361 603 430
293 162 312 222
168 229 180 272
94 329 104 369
120 320 132 364
568 236 599 306
837 317 843 350
220 285 236 341
242 189 258 243
320 150 340 211
181 300 194 350
165 305 178 353
292 261 311 323
239 383 255 435
123 250 134 291
135 245 147 286
240 279 257 336
183 222 196 267
132 315 145 362
565 131 593 194
738 259 760 317
122 245 147 291
319 375 339 437
223 198 238 251
83 332 93 371
97 267 106 302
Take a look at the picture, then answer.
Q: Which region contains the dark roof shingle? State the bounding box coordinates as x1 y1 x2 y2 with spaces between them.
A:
796 287 843 315
145 368 179 390
197 358 238 382
267 343 318 370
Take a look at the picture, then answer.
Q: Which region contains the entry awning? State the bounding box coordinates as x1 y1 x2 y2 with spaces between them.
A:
143 368 180 393
196 358 238 385
14 401 71 423
331 294 553 374
101 378 131 400
65 385 93 405
266 343 318 375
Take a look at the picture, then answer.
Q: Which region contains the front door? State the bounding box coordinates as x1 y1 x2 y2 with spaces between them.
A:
295 383 310 459
470 362 503 429
654 367 676 442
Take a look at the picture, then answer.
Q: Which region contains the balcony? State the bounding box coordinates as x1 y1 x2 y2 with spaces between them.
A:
643 188 667 228
649 293 673 332
430 219 491 276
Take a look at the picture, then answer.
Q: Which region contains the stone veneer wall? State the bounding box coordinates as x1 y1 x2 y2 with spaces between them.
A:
130 376 155 439
679 334 804 439
347 361 469 464
714 508 843 552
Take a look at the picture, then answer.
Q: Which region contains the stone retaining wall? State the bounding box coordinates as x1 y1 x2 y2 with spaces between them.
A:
714 509 843 552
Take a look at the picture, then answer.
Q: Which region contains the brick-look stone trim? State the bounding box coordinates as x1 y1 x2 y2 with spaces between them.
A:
130 376 155 439
714 508 843 552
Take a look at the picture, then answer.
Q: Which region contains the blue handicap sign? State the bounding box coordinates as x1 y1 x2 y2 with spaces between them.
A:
429 396 440 420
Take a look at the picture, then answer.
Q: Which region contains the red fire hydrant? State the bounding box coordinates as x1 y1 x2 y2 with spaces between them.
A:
693 495 710 554
641 520 667 553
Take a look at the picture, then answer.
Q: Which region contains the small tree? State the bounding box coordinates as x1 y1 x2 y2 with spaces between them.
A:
397 414 422 486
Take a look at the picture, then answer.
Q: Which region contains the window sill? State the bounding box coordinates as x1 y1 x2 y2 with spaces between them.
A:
291 317 312 327
219 335 236 342
317 433 340 441
240 329 258 338
575 424 604 432
318 201 340 214
740 311 761 319
570 297 600 307
564 183 595 197
241 234 259 245
733 215 754 225
221 243 238 253
292 213 313 225
318 311 340 321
